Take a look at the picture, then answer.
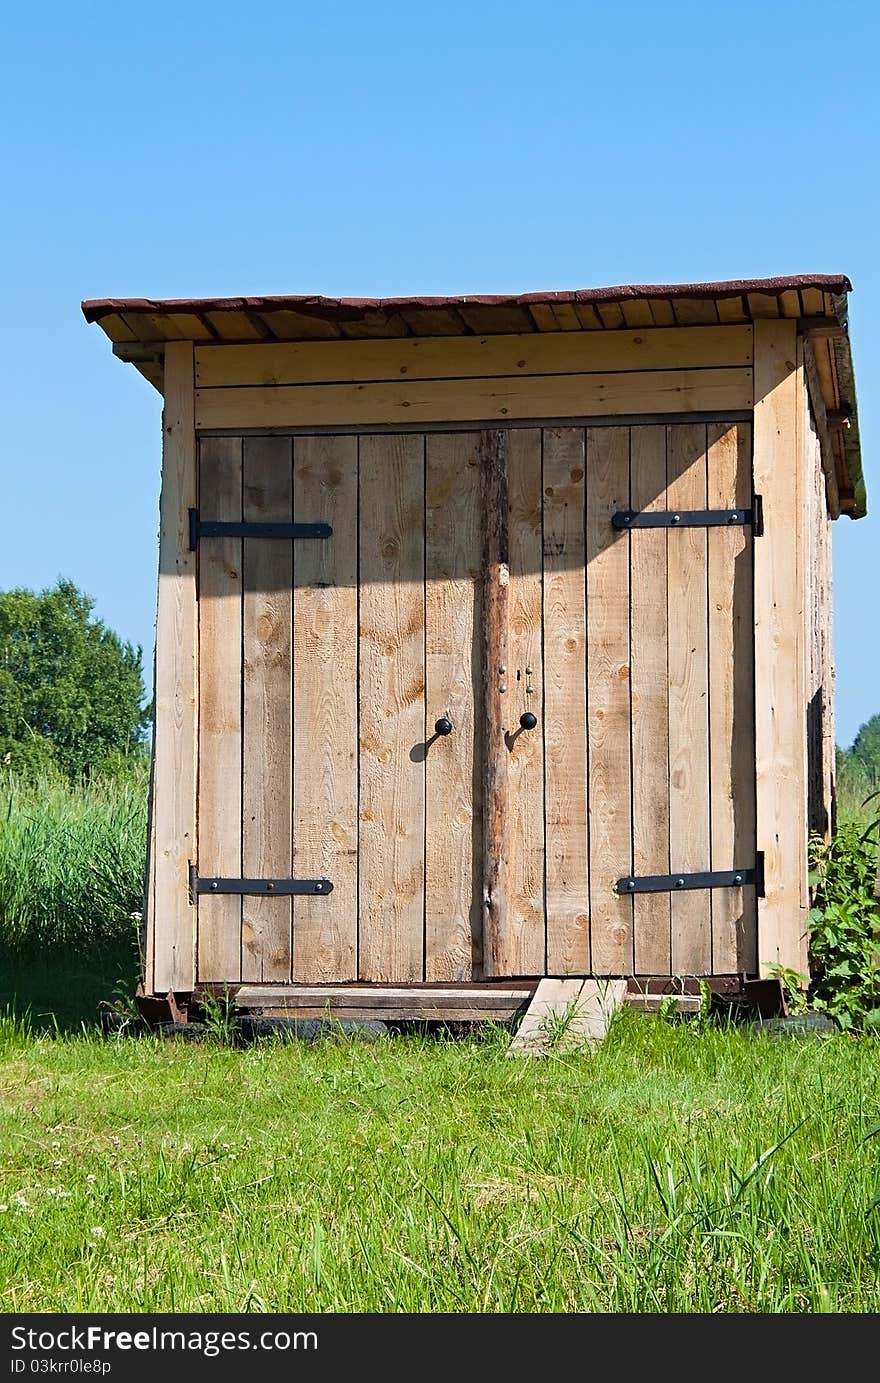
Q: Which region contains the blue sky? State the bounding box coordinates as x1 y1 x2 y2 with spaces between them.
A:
1 0 876 744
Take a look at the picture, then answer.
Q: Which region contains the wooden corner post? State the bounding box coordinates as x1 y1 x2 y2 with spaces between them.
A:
146 341 198 994
481 430 510 975
753 319 809 976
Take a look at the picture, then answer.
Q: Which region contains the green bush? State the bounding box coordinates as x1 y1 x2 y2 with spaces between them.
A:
0 768 147 957
808 815 880 1031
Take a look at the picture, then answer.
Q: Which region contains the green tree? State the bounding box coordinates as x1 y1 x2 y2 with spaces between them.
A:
0 580 148 779
851 714 880 783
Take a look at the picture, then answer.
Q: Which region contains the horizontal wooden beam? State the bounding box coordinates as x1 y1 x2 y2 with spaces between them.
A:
797 318 847 340
113 341 166 364
194 324 754 389
195 368 753 431
624 992 703 1013
222 981 708 1022
231 983 535 1022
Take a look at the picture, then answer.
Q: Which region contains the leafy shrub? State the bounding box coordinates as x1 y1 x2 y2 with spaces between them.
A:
808 815 880 1031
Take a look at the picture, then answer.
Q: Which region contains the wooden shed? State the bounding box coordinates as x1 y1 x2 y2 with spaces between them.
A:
84 275 866 1024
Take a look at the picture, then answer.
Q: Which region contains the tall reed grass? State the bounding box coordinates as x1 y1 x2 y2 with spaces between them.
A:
0 769 147 956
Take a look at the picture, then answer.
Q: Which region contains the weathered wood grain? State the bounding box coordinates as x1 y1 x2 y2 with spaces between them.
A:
150 341 198 994
543 427 589 974
480 430 511 977
586 427 633 973
629 426 671 974
195 368 754 431
425 432 482 980
708 422 757 973
506 429 546 976
292 434 359 982
194 326 754 388
197 435 243 983
241 436 293 982
358 433 425 981
667 424 711 975
754 320 808 973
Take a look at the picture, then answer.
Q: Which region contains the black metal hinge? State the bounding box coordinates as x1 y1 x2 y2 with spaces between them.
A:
189 509 332 550
612 494 763 534
189 865 333 898
617 855 764 897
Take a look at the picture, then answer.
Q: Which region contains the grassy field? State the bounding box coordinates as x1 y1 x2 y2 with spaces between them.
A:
2 769 880 1313
2 1013 880 1312
0 770 146 958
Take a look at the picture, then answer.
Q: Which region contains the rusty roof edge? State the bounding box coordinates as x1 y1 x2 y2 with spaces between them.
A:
81 273 853 322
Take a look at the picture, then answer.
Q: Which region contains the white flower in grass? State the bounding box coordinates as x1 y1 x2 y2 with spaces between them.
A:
89 1226 105 1238
86 1174 96 1184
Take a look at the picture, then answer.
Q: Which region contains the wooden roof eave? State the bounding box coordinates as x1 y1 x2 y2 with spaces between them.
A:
800 310 866 520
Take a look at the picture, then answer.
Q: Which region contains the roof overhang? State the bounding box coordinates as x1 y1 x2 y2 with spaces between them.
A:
82 274 865 518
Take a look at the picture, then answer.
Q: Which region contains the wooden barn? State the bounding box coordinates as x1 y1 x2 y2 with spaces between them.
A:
83 275 866 1025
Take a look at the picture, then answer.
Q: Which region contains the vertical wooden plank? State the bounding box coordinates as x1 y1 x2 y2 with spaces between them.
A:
241 437 293 982
667 424 711 975
543 427 589 974
196 436 243 983
629 426 671 974
820 476 836 839
150 342 197 994
425 432 481 981
795 336 811 911
708 422 757 973
480 430 511 976
586 427 633 974
358 433 425 982
143 731 157 991
754 319 809 974
506 429 546 976
293 435 359 981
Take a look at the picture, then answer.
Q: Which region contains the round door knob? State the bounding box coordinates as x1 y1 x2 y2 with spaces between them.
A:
519 712 538 731
434 717 453 736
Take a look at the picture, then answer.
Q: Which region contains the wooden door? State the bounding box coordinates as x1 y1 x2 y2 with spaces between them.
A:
193 422 756 987
481 421 756 979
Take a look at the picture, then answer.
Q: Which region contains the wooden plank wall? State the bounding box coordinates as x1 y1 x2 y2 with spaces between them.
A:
192 419 757 985
193 326 754 432
148 325 774 994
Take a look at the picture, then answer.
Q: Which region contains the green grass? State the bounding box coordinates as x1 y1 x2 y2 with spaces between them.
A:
0 770 146 956
2 1014 880 1312
0 947 139 1032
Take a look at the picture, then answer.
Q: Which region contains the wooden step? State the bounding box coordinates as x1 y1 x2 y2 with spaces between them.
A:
231 983 535 1022
509 977 628 1054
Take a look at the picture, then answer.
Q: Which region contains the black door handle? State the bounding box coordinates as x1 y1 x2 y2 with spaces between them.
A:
434 717 453 736
519 712 538 731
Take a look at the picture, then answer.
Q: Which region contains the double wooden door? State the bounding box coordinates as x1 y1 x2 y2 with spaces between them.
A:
193 422 757 984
